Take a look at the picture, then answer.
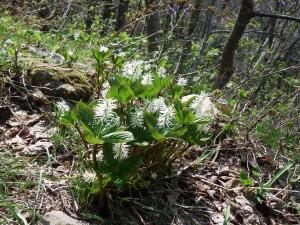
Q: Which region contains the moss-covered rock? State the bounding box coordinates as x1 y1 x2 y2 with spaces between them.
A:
28 64 93 102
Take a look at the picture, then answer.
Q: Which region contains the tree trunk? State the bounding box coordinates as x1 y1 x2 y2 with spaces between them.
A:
174 0 202 75
102 0 112 22
191 0 217 73
100 0 112 35
212 0 254 90
115 0 130 32
85 0 97 34
145 0 161 53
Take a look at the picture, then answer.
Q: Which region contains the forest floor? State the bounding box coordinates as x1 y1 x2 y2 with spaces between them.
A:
0 97 299 224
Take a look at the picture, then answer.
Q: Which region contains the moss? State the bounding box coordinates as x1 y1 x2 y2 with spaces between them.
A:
28 64 93 102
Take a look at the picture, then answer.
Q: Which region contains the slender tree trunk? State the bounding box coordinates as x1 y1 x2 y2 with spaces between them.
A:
100 0 112 35
250 2 279 101
174 0 201 75
102 0 112 21
85 0 97 34
212 0 254 90
174 1 186 39
212 0 300 90
145 0 161 53
115 0 130 32
191 0 217 73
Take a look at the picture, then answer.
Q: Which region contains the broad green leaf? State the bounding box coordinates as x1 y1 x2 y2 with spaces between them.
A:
100 142 118 169
106 85 118 99
112 55 125 68
150 130 165 141
172 84 184 97
182 107 196 123
130 81 148 97
161 75 174 89
187 117 214 125
144 86 161 99
159 58 167 67
144 111 157 129
118 83 135 103
97 161 113 174
82 132 102 144
76 101 95 134
59 113 75 126
112 155 143 188
240 171 254 186
144 112 165 140
100 115 120 136
119 155 143 175
164 126 187 137
102 131 134 143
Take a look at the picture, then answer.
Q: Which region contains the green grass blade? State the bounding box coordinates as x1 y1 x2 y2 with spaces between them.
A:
265 161 294 188
32 169 44 224
223 203 230 225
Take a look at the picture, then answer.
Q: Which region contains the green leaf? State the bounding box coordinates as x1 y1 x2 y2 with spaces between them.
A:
102 131 134 143
112 55 125 68
182 107 196 123
161 75 174 89
159 58 167 67
100 115 120 136
223 203 230 225
164 126 187 137
150 130 165 141
101 142 118 169
59 112 76 126
99 143 143 188
144 111 157 129
92 49 112 63
82 132 102 144
144 86 161 99
172 84 184 97
240 171 254 186
144 111 165 140
118 83 135 103
119 155 143 175
106 85 118 99
130 80 148 97
188 117 214 125
76 101 96 134
238 89 247 97
265 161 293 188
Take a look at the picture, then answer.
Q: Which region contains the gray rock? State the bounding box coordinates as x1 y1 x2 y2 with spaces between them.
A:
28 64 93 102
38 211 89 225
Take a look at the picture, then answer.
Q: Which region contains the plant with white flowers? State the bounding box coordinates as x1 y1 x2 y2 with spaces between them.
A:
57 50 220 213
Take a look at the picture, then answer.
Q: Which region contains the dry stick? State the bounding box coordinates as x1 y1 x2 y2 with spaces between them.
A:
131 207 146 225
58 0 73 32
200 177 298 193
246 88 300 139
254 12 300 23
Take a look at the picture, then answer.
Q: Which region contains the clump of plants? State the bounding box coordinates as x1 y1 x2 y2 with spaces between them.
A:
56 47 220 215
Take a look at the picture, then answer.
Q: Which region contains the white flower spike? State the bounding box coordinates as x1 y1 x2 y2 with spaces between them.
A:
94 98 117 119
113 143 129 160
100 46 109 53
158 104 176 129
130 110 144 128
56 100 70 113
176 77 187 87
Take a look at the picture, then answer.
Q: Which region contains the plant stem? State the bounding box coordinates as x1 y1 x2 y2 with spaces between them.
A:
74 125 89 152
92 144 106 214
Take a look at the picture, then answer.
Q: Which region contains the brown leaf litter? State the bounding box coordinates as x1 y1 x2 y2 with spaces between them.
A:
0 100 299 224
